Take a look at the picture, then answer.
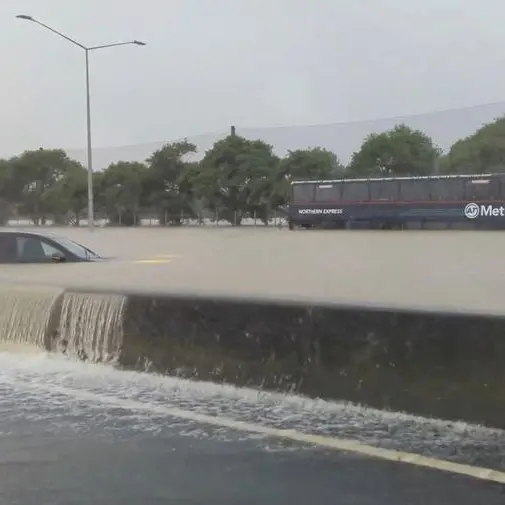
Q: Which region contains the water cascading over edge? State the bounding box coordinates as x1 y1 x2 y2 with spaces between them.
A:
56 291 127 362
0 285 63 350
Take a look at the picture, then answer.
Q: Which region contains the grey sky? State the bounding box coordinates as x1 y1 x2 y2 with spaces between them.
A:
2 0 505 163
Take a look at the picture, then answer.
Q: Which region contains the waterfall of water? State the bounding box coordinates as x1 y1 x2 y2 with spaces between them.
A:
57 291 127 362
0 285 63 350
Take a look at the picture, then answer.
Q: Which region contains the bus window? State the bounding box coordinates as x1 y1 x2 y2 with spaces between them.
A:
399 180 429 201
315 184 341 202
341 182 369 201
464 178 498 200
428 178 464 201
370 180 399 201
292 184 315 202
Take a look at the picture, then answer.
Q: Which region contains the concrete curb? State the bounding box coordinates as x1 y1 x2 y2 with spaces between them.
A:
2 283 505 429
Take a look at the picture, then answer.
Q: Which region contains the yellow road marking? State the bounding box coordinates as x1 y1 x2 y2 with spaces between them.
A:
132 254 182 264
132 259 173 264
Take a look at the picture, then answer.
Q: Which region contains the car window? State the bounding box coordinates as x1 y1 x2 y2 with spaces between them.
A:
16 237 64 261
51 236 96 259
40 241 65 257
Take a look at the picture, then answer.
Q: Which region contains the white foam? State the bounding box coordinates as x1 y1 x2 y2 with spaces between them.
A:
0 351 502 443
2 351 505 484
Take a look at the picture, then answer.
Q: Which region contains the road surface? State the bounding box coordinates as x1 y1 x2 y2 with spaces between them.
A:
1 351 504 505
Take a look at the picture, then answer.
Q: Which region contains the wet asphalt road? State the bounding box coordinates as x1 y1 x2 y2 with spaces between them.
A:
1 352 505 504
2 426 505 505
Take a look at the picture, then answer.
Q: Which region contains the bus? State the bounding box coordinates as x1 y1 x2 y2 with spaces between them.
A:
288 173 505 230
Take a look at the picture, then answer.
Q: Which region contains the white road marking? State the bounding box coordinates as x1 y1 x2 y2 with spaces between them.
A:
16 381 505 485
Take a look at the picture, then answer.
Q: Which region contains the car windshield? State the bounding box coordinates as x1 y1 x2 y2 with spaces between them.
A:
51 236 99 260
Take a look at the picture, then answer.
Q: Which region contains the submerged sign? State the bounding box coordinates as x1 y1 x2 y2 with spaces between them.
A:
298 208 343 215
464 203 505 219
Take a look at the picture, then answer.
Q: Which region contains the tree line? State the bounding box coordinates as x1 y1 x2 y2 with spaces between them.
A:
2 115 505 226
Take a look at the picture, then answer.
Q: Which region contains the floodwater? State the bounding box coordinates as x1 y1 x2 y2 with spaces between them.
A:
1 351 505 504
1 228 505 502
2 227 505 313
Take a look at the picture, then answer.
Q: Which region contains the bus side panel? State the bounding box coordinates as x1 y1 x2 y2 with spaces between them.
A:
288 174 505 230
288 201 505 229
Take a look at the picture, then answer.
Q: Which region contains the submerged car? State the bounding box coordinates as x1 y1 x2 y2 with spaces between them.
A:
0 230 103 263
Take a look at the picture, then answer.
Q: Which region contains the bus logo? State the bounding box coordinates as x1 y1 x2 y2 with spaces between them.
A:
464 203 505 219
464 203 480 219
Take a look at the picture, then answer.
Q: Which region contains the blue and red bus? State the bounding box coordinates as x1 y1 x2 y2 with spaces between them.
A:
288 173 505 230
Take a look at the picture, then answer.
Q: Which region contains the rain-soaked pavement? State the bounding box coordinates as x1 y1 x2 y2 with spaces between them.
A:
0 351 504 505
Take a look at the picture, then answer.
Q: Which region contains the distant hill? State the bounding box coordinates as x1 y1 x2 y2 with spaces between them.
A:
65 101 505 170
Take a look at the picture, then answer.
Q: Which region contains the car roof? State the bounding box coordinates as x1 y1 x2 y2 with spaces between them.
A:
0 230 62 239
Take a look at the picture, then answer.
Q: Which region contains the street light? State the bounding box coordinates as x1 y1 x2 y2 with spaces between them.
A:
16 15 146 231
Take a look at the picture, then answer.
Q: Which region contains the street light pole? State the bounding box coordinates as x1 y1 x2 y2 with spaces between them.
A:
85 48 94 230
16 15 146 231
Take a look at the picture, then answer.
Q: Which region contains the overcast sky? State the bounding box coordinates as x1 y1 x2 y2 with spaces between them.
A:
2 0 505 157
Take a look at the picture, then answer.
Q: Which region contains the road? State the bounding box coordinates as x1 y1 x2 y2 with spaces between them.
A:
1 227 505 314
3 427 504 505
1 351 504 505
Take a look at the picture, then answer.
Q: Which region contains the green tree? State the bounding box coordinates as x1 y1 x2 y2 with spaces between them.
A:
9 149 81 225
348 124 441 177
0 159 14 225
440 116 505 174
45 162 88 225
272 148 345 209
144 141 197 225
187 135 279 225
99 161 147 226
280 147 344 181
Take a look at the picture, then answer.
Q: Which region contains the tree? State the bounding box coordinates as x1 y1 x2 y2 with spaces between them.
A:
99 161 147 226
45 162 88 226
9 149 81 225
280 147 344 181
348 124 441 177
0 159 14 225
144 141 197 225
272 148 345 208
440 116 505 174
186 134 279 225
